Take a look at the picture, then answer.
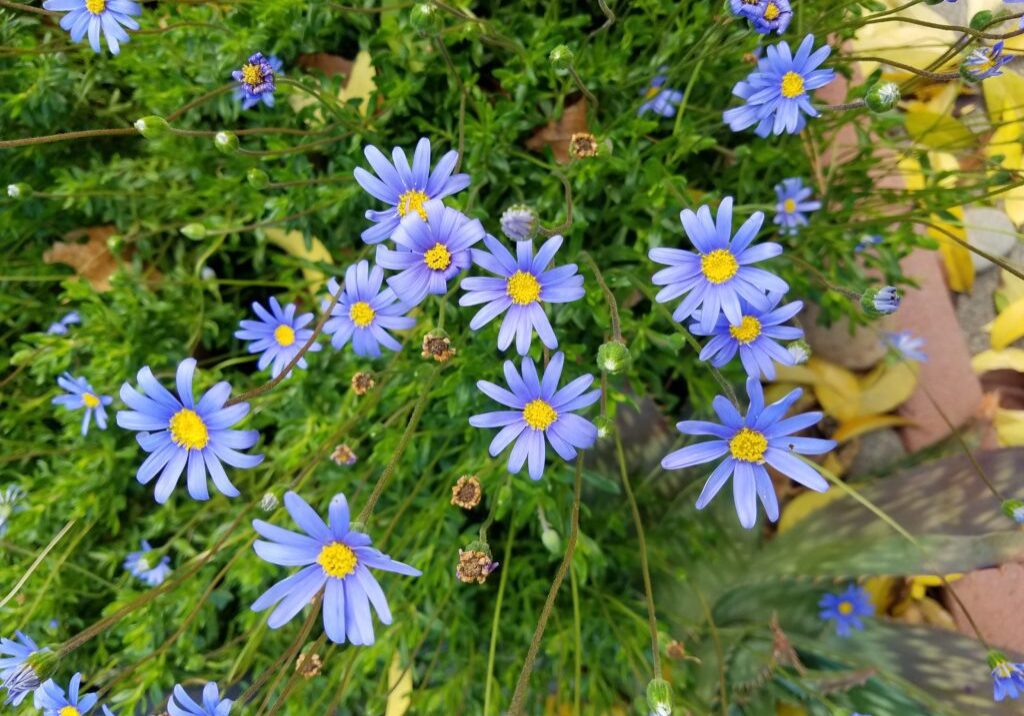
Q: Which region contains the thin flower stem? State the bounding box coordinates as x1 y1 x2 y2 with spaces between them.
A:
16 520 93 629
579 251 622 342
0 539 114 589
538 170 575 236
237 595 321 710
569 561 582 716
483 524 516 716
0 128 136 149
918 220 1024 282
166 83 235 122
278 78 351 127
0 518 76 609
855 12 1024 41
257 632 327 716
587 0 615 38
822 99 866 112
840 56 960 82
0 0 55 16
567 65 599 113
693 585 729 715
507 456 582 716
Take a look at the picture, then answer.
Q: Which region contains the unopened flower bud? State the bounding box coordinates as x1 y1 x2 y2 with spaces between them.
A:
549 44 574 69
864 82 900 113
969 10 993 31
134 115 169 138
541 527 561 555
646 677 672 716
181 223 208 240
409 2 443 33
787 340 810 365
1002 499 1024 524
200 266 217 282
214 131 239 154
260 492 279 512
7 183 30 199
861 285 901 317
247 168 270 189
500 204 538 241
597 340 631 374
594 415 614 441
106 234 124 252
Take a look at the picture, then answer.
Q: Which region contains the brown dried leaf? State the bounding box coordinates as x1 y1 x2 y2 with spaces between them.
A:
43 226 118 292
525 100 588 164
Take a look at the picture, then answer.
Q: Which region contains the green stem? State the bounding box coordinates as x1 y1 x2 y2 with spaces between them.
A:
0 519 76 609
483 524 516 716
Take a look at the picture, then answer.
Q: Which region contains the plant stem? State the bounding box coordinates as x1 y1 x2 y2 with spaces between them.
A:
483 523 516 716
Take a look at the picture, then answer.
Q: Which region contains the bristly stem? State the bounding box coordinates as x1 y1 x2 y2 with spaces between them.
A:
0 519 77 609
538 171 574 236
579 251 622 342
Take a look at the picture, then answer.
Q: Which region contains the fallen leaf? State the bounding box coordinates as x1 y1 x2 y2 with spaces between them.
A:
833 414 913 444
777 488 844 533
526 99 588 164
903 111 976 151
995 408 1024 446
338 50 377 116
263 228 334 287
971 348 1024 374
385 653 412 716
43 226 118 291
289 51 377 122
857 360 918 416
806 357 861 423
988 297 1024 349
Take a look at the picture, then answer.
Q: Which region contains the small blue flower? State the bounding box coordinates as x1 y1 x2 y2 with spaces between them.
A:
470 352 601 481
234 297 321 379
869 286 901 316
34 673 97 716
232 52 281 109
168 682 232 716
376 199 484 307
638 71 684 117
774 178 821 235
354 137 471 245
990 653 1024 701
884 331 927 362
251 491 421 645
52 373 113 436
124 539 172 586
322 261 416 358
964 41 1012 81
723 34 835 137
1 632 47 706
42 0 141 55
500 204 537 241
690 294 804 380
649 197 788 333
819 585 874 637
661 377 835 529
0 485 26 538
460 234 585 355
730 0 792 35
46 311 80 335
854 234 883 253
116 358 264 504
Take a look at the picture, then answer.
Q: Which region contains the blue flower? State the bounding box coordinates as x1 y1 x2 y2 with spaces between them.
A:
818 585 874 637
376 199 484 307
52 373 112 436
990 653 1024 701
46 311 80 335
883 331 927 362
34 673 97 716
649 197 788 333
42 0 141 55
124 539 172 586
322 261 416 358
354 137 471 244
730 0 792 35
168 682 232 716
690 294 804 380
116 358 263 504
964 41 1012 81
1 632 47 706
460 234 585 355
251 491 421 645
500 204 537 240
0 485 26 538
638 71 684 117
469 352 601 481
854 234 883 253
234 297 321 379
661 377 835 529
232 52 281 109
723 34 835 137
774 178 820 235
867 286 901 316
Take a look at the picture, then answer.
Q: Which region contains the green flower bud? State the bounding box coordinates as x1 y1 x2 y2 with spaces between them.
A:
409 2 443 33
247 168 270 190
181 223 208 240
1002 499 1024 524
860 285 901 317
597 341 631 374
6 183 31 200
541 527 562 555
646 677 672 716
134 115 169 138
864 82 900 113
549 44 574 70
106 234 124 252
594 415 614 441
970 10 993 31
214 131 239 154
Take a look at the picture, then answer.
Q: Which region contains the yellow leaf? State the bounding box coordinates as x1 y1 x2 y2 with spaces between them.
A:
771 364 819 386
857 360 918 416
863 576 900 613
338 50 377 116
1002 268 1024 305
263 228 333 286
904 111 976 150
778 488 844 533
929 206 974 293
806 357 861 422
777 704 809 716
386 653 413 716
833 414 913 444
995 408 1024 446
971 348 1024 374
989 297 1024 349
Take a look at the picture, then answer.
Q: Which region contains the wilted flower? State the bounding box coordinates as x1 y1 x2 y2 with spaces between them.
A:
124 540 172 586
43 0 141 55
862 286 900 316
351 372 375 396
456 549 499 584
450 475 482 509
421 333 456 362
1 632 48 706
568 132 599 159
963 41 1012 81
295 652 323 679
330 444 357 466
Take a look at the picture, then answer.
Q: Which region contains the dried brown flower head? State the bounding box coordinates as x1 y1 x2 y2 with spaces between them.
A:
450 475 482 509
330 444 357 466
421 333 456 362
569 132 599 159
456 549 499 584
295 652 323 679
351 371 375 396
666 640 686 660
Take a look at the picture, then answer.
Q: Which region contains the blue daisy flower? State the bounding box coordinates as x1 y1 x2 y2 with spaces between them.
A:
460 234 585 355
43 0 141 55
1 632 47 706
774 178 821 235
661 377 835 529
116 358 264 504
46 311 80 335
638 70 684 117
883 331 927 362
854 234 883 253
690 294 804 380
52 373 113 436
376 199 484 307
0 485 26 538
469 352 601 481
168 682 232 716
322 261 416 358
251 491 421 645
964 41 1012 81
34 673 97 716
124 540 172 586
232 52 282 110
730 0 792 35
990 653 1024 701
234 297 321 379
723 34 836 137
649 197 788 333
818 584 874 637
354 137 471 245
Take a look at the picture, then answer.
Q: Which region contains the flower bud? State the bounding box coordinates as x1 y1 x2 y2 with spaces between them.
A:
247 168 270 190
214 130 239 154
106 234 123 252
646 677 672 716
597 340 631 374
180 223 208 240
861 285 901 317
500 204 538 241
541 527 562 555
409 2 443 33
594 415 614 441
259 492 279 512
7 183 30 199
786 340 811 365
969 10 993 31
1002 499 1024 524
549 44 574 70
864 82 900 113
134 115 169 138
200 266 217 282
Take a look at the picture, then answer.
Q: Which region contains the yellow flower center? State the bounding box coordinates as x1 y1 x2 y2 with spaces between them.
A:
317 542 357 578
348 301 375 328
241 63 264 87
274 324 296 347
84 0 105 13
700 249 739 285
728 316 762 344
995 661 1014 678
169 408 209 451
838 601 854 616
59 707 81 716
506 270 541 305
522 399 557 431
423 242 452 271
645 85 661 99
763 2 780 21
397 189 429 221
82 393 100 408
780 71 805 98
728 428 768 463
783 198 797 213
